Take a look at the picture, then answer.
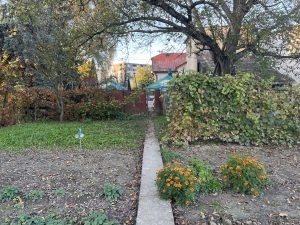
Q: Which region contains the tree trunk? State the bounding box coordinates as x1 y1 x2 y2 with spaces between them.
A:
56 84 64 122
0 89 8 126
59 100 64 122
213 55 232 76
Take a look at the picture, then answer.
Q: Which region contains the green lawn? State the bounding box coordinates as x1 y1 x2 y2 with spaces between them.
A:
0 120 146 151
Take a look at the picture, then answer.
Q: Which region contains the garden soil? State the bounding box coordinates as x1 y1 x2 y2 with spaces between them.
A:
172 144 300 225
0 149 142 224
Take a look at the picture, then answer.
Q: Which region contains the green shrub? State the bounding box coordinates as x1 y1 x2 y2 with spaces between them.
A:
82 212 119 225
26 190 45 202
167 72 299 145
156 161 199 205
221 154 269 196
189 159 222 193
0 186 21 202
80 100 123 120
153 116 168 141
161 147 182 163
103 183 123 202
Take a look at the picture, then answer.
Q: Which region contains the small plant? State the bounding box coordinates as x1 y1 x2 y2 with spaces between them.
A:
221 154 269 196
161 147 182 163
0 186 21 202
103 183 123 202
53 188 66 197
190 159 222 193
4 214 67 225
26 190 45 202
156 161 199 205
82 212 119 225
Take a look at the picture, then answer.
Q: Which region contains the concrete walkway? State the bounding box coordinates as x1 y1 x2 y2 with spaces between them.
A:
136 121 175 225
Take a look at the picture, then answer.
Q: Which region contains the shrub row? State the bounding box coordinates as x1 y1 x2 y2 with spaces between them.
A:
0 87 146 126
167 72 299 145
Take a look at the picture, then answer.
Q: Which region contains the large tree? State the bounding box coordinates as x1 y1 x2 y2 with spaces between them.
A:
86 0 300 76
0 0 119 121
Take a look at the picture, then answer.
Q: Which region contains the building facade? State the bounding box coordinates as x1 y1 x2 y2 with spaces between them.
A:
112 62 149 84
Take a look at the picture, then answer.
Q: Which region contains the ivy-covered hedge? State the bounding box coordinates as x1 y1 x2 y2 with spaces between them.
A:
167 72 300 145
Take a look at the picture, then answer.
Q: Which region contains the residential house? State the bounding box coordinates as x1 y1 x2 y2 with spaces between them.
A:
151 53 187 81
185 39 215 73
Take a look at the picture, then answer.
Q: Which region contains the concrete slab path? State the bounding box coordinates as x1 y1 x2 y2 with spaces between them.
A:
136 121 175 225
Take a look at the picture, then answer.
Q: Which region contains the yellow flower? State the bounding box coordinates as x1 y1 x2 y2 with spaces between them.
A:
255 191 260 197
170 180 174 185
166 183 170 187
184 181 189 186
243 181 249 187
175 177 180 180
189 188 195 192
185 200 191 205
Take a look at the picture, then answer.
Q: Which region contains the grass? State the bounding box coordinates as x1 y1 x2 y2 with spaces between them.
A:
0 119 146 151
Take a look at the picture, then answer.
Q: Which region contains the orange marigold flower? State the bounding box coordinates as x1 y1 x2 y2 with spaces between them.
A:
260 175 267 180
236 166 242 171
175 177 180 180
184 181 189 186
230 169 235 174
174 161 182 166
170 181 174 185
166 183 170 187
177 183 182 188
223 175 228 181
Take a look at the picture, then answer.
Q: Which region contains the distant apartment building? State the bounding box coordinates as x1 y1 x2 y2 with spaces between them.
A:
112 62 149 84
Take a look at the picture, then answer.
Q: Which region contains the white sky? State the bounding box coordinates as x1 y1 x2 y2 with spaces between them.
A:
113 36 186 65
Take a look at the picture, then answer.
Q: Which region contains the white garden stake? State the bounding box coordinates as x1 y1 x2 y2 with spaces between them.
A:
75 128 84 149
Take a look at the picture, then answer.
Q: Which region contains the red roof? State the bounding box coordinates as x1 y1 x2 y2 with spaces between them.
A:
151 53 186 72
